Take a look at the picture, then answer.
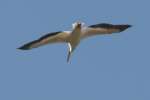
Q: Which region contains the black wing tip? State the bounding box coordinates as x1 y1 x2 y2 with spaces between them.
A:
119 24 132 32
89 23 132 29
17 45 31 50
17 39 39 50
17 42 35 50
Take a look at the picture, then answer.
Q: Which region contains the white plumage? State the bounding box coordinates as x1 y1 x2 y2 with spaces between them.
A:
18 21 131 62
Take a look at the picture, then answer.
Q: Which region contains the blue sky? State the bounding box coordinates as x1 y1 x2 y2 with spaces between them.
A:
0 0 149 100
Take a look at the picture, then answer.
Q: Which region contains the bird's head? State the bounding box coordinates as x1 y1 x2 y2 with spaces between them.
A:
72 21 85 29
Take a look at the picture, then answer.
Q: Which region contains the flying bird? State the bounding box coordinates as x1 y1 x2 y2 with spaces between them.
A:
18 22 131 62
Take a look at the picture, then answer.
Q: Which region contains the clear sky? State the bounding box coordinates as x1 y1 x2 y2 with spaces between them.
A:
0 0 149 100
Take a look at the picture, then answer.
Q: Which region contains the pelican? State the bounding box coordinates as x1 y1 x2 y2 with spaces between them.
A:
18 22 131 62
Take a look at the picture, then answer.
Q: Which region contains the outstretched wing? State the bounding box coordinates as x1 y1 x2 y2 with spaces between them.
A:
18 31 71 50
81 23 131 38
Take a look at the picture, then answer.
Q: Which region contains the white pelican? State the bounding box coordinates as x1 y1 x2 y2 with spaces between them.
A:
18 22 131 62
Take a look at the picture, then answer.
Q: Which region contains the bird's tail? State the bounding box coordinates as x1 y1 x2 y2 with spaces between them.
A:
67 51 72 63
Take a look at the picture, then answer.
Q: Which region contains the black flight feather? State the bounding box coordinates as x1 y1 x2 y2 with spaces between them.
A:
18 31 61 50
89 23 132 32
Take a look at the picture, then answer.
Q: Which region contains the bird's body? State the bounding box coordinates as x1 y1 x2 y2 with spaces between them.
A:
18 22 131 62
